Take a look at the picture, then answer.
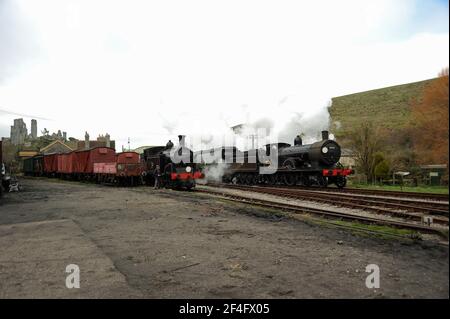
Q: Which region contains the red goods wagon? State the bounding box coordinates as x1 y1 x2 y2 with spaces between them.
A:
74 150 89 174
115 151 143 185
57 154 63 173
116 152 143 177
74 147 116 174
116 151 140 165
43 153 59 175
93 162 117 174
58 152 75 174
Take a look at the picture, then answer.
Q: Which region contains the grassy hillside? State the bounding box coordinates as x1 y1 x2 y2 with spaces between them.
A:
329 79 434 137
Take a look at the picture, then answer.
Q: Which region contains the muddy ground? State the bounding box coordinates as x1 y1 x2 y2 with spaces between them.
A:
0 178 448 298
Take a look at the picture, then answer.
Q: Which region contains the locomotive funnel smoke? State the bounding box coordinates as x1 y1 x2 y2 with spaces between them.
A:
199 164 230 184
276 103 331 144
235 95 332 147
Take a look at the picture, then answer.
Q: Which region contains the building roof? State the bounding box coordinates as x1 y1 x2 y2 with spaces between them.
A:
40 140 74 154
18 151 39 158
132 146 157 154
77 140 115 150
74 146 115 153
419 164 447 169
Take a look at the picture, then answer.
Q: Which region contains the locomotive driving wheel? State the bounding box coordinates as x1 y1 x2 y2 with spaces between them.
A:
245 174 255 185
300 175 311 187
282 159 297 186
283 174 297 186
317 176 328 187
267 174 278 185
164 163 175 188
335 176 347 189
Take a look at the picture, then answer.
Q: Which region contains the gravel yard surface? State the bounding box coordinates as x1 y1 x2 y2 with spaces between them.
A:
0 178 448 298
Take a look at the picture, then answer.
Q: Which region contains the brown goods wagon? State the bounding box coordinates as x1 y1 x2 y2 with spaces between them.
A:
74 147 116 174
58 152 75 174
43 153 59 174
117 151 140 164
93 162 117 174
116 151 143 177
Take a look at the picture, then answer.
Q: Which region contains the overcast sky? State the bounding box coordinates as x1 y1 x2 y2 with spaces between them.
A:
0 0 449 149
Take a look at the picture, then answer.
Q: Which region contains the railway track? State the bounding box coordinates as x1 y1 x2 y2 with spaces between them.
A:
273 185 448 201
205 182 448 215
196 187 448 241
208 181 448 201
335 187 449 201
206 184 449 224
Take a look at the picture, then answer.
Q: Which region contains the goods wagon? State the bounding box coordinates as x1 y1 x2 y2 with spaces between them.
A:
43 153 59 176
115 151 143 186
73 147 116 177
23 157 34 176
32 155 44 176
58 152 76 177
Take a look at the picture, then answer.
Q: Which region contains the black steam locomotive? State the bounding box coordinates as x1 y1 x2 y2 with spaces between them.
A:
197 131 352 188
142 135 203 189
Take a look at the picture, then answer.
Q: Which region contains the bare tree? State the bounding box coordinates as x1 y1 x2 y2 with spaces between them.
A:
347 121 382 183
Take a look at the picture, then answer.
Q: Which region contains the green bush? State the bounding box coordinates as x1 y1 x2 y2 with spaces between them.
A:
374 159 390 178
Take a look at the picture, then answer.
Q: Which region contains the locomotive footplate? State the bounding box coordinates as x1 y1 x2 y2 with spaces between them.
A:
170 172 204 180
322 168 353 177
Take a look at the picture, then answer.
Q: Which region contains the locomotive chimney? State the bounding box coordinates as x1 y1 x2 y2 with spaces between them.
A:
294 135 303 146
321 130 329 141
178 135 186 147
